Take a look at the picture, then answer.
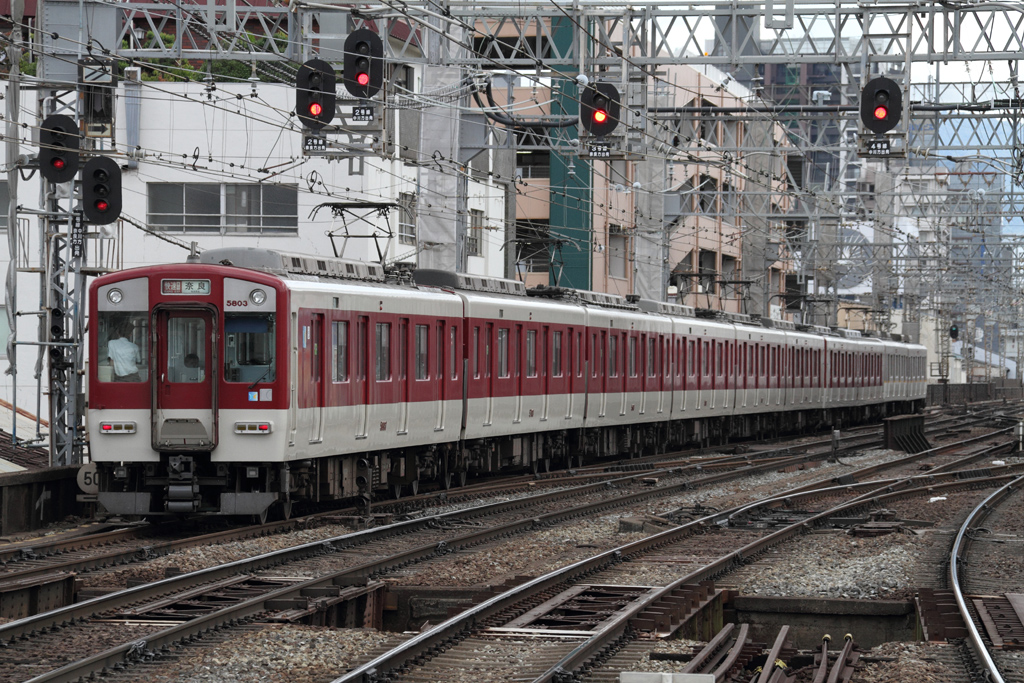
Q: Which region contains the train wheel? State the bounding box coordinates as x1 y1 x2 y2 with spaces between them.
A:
410 479 420 495
282 499 293 521
458 470 467 487
252 508 269 525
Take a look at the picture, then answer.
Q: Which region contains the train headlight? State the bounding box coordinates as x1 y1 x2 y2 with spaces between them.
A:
107 288 123 304
114 466 128 479
249 289 267 306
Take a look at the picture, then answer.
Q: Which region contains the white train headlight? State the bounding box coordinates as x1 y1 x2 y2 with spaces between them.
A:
107 288 123 304
250 289 267 305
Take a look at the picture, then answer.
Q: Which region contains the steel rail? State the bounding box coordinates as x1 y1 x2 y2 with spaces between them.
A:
12 425 1017 681
334 454 1024 682
3 434 910 642
523 473 1024 683
948 474 1024 683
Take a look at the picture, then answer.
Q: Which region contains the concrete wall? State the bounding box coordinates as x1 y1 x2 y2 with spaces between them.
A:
0 466 81 535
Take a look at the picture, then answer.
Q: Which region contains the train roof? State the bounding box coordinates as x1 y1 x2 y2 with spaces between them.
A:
198 247 387 283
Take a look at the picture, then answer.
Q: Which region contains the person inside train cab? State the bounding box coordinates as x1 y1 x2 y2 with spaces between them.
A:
182 353 204 382
107 321 142 382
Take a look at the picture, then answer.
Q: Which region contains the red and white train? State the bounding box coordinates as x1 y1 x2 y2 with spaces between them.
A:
87 247 927 518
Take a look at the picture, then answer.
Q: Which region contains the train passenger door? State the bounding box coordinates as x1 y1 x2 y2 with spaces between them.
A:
398 319 410 434
436 321 446 431
307 314 325 443
153 308 216 450
355 316 369 439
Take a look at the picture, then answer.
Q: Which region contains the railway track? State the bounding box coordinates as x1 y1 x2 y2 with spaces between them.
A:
0 409 1004 622
331 450 1019 682
0 417 1018 682
943 472 1024 683
0 405 990 605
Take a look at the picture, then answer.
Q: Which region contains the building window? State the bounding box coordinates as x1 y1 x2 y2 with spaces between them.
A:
398 192 416 246
608 226 628 279
467 208 484 257
148 183 298 233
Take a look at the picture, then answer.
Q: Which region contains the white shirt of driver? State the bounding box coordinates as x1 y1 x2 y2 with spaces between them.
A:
108 337 141 377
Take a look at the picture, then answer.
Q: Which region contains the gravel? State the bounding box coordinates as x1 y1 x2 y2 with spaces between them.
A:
856 641 965 683
142 625 395 683
728 531 928 600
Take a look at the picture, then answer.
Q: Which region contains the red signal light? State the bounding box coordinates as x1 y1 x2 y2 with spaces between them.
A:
51 158 66 171
873 105 888 120
95 199 109 213
308 102 323 117
357 72 370 87
594 109 608 124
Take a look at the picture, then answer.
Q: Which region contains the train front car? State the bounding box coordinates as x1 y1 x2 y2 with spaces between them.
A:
88 258 288 519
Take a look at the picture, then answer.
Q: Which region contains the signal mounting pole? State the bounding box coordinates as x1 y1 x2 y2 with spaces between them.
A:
4 0 22 444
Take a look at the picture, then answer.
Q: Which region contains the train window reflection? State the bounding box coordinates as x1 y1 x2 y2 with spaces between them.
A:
168 317 206 382
98 312 149 383
224 313 275 383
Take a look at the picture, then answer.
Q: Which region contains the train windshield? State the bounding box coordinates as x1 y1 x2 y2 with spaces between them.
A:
224 313 275 383
97 312 149 382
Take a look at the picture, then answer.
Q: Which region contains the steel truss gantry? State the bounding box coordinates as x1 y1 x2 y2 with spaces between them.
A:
14 0 1024 463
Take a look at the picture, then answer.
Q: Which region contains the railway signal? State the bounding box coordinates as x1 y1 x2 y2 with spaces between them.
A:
949 324 959 340
343 29 384 99
38 114 80 184
296 59 337 130
860 76 902 134
82 156 122 224
579 82 621 138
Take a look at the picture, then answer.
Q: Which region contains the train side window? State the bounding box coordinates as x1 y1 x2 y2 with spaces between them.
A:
498 328 509 378
687 340 695 376
398 319 408 381
484 324 492 378
224 313 275 383
472 326 480 378
436 323 444 381
375 322 391 381
552 330 563 377
525 329 537 377
609 334 618 377
357 318 368 381
415 325 429 380
628 336 637 378
716 342 723 377
450 326 458 380
649 337 657 377
332 321 349 382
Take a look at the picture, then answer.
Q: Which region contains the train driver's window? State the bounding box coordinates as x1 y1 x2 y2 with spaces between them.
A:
98 312 149 382
224 313 275 383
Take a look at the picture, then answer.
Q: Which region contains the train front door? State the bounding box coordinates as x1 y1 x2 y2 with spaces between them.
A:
153 308 216 450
